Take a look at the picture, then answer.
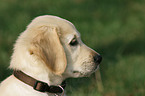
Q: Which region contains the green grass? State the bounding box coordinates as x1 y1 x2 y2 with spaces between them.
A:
0 0 145 96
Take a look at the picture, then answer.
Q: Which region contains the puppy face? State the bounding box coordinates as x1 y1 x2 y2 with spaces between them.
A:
10 15 102 78
59 24 102 78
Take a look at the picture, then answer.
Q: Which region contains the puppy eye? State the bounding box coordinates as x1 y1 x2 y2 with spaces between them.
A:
70 38 78 46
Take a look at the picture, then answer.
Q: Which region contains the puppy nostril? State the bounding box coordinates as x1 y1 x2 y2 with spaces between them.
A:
94 55 102 64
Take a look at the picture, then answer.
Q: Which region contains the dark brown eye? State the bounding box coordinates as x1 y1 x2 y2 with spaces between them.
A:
70 38 78 46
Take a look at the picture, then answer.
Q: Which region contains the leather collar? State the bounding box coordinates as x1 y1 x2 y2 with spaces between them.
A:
13 70 66 93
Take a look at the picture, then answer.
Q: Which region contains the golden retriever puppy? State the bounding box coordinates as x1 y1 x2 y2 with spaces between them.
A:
0 15 102 96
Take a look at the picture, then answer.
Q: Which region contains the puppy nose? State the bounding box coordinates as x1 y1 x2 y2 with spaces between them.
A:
93 54 102 64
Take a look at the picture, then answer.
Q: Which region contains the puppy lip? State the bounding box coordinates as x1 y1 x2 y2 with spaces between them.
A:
72 71 85 77
72 69 96 77
73 71 80 73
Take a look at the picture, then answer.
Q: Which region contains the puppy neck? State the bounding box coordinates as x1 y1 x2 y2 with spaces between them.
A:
10 52 64 86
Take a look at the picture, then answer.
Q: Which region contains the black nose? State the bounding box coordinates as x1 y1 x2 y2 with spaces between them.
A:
93 54 102 64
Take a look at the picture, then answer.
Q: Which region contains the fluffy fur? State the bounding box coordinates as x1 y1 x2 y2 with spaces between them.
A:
0 15 101 96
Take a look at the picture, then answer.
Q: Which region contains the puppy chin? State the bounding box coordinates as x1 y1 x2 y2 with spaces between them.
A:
83 65 100 77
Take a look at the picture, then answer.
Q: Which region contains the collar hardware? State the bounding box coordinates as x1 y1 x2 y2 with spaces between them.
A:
33 80 48 92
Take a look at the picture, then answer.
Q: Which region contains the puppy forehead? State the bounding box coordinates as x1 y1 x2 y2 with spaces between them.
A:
32 15 75 28
34 15 75 27
30 15 80 39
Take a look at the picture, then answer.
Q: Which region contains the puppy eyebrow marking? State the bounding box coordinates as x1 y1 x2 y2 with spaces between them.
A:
72 35 77 39
70 35 78 42
72 33 80 40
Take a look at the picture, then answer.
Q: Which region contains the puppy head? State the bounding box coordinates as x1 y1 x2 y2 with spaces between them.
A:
10 15 102 78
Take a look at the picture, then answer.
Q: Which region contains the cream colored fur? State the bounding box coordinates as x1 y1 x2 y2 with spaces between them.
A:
0 15 100 96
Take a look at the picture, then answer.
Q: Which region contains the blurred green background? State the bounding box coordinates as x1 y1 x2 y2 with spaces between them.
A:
0 0 145 96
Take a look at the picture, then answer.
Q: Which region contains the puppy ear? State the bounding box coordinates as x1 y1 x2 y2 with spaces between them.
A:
30 25 67 75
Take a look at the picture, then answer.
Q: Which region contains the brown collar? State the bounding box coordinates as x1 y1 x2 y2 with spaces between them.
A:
13 70 66 93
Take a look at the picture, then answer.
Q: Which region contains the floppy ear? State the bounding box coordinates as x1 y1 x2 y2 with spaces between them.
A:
30 25 67 75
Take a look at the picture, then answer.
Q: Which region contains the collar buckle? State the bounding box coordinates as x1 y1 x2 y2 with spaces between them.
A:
49 85 63 93
33 80 48 92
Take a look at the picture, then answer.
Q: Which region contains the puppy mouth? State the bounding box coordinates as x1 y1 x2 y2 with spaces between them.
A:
71 60 100 77
72 65 99 77
73 71 90 77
